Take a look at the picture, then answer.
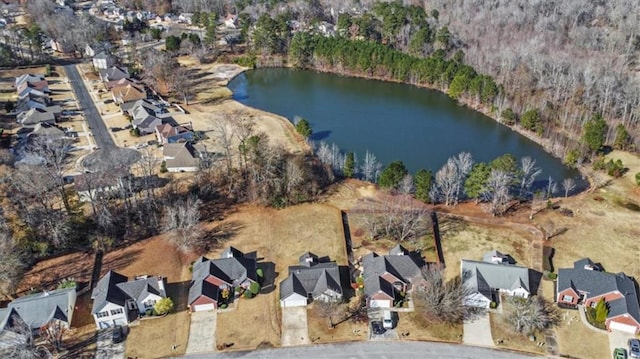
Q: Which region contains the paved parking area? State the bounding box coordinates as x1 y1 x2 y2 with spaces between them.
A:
281 306 310 346
186 311 218 354
608 330 631 355
95 327 125 359
463 314 495 347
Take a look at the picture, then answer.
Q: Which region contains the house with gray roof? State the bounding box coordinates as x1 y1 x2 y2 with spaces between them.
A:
188 247 258 312
279 252 343 308
17 107 56 127
130 104 162 135
557 258 640 334
92 51 115 70
163 142 200 172
461 250 531 308
91 271 167 329
362 244 423 308
0 288 76 333
99 66 129 83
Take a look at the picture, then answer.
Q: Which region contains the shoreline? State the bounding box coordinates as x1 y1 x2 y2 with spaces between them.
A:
220 62 593 189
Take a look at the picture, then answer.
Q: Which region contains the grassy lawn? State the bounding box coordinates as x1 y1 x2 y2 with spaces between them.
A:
208 203 348 349
554 308 610 359
397 311 462 342
489 312 545 355
216 293 281 350
307 298 367 344
125 311 190 358
536 151 640 279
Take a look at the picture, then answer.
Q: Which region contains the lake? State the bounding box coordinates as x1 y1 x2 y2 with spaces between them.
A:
228 68 583 189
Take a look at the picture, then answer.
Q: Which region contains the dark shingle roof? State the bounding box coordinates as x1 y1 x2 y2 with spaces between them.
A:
188 248 257 305
362 251 422 298
557 259 640 324
91 271 128 313
188 280 220 304
280 261 342 301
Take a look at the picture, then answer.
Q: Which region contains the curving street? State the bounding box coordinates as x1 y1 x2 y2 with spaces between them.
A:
179 341 542 359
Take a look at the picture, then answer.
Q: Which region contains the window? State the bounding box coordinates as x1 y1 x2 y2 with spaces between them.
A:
144 300 157 308
96 311 109 318
110 308 124 315
562 295 573 302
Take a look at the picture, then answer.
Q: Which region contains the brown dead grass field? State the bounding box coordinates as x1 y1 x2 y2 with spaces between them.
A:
306 297 368 344
125 311 191 359
489 312 545 355
208 203 348 349
397 311 463 342
535 151 640 279
554 308 610 359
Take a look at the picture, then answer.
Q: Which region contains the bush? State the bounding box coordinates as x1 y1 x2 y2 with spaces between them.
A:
605 159 625 178
256 268 264 278
153 297 174 315
160 160 168 173
220 303 227 309
635 172 640 186
243 289 254 299
563 149 580 168
501 108 516 125
57 278 77 289
489 301 498 309
145 308 153 316
294 117 312 138
249 281 261 295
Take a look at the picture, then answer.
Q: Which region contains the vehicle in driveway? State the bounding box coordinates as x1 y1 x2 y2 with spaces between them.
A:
371 321 386 335
615 348 628 359
383 310 394 329
630 339 640 358
112 325 124 344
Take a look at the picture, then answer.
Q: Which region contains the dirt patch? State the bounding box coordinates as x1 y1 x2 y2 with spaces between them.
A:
307 298 367 344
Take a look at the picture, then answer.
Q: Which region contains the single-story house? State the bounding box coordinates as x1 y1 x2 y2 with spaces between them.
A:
557 258 640 334
178 13 193 24
362 244 423 308
74 168 131 202
92 51 116 70
188 247 258 311
163 142 200 172
155 123 194 144
130 104 162 134
111 83 146 105
91 271 167 329
28 122 65 138
461 250 531 308
99 66 129 83
120 98 162 115
106 77 140 91
17 107 56 127
0 288 76 333
280 252 343 307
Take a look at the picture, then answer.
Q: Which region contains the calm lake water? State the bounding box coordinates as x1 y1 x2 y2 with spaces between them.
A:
228 68 583 189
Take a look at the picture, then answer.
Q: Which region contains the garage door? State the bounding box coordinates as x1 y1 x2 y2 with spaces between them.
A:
369 300 391 308
609 321 638 334
193 303 215 312
281 298 307 308
114 318 127 326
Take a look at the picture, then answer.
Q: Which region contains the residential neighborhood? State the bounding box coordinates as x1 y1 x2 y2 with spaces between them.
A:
0 1 638 359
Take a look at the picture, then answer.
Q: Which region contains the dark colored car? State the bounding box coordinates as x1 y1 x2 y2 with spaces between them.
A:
371 321 386 335
112 325 124 344
629 339 640 359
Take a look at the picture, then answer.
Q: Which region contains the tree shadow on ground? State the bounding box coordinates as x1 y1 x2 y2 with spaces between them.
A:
165 280 191 312
258 261 277 295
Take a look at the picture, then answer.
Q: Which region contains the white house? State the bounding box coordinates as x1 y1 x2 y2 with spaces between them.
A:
178 13 193 24
461 250 531 308
92 52 115 70
91 271 167 329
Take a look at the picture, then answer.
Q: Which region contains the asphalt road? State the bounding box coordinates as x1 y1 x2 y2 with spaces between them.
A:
179 342 543 359
64 64 115 149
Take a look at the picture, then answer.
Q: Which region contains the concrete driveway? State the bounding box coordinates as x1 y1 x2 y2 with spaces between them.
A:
186 311 217 354
95 327 125 359
609 330 631 354
463 313 495 347
281 306 310 346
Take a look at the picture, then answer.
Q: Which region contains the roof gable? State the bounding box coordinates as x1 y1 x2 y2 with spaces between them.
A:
461 259 530 294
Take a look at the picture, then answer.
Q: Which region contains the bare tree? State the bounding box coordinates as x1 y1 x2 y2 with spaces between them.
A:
519 157 542 198
453 152 474 201
313 300 344 329
163 195 203 253
24 137 73 213
432 158 457 205
359 150 382 182
414 265 483 323
546 176 558 198
212 119 235 175
40 320 66 352
482 169 513 216
561 177 576 198
360 195 431 243
0 226 23 300
2 314 52 359
398 174 415 195
504 296 559 335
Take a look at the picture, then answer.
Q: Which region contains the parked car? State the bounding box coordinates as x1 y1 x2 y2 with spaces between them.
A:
371 321 386 335
615 348 628 359
382 310 394 329
112 325 124 344
629 339 640 358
